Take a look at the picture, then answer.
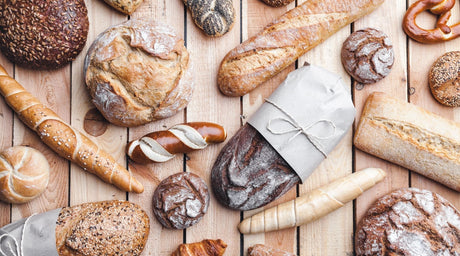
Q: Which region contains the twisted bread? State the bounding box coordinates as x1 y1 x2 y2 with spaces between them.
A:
183 0 235 37
171 239 227 256
217 0 385 96
127 122 226 164
0 64 143 193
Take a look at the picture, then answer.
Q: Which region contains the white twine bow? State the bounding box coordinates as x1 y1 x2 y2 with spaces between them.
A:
265 99 336 158
0 214 35 256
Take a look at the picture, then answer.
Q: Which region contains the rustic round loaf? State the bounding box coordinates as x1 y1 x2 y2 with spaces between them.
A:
429 51 460 107
84 18 193 127
341 28 394 84
0 0 89 69
153 172 209 229
0 146 50 204
356 188 460 255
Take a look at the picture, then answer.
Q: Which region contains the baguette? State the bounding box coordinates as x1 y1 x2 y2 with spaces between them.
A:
238 168 386 234
217 0 385 97
0 64 143 193
354 92 460 191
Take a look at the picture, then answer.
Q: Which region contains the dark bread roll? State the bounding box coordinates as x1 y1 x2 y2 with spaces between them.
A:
355 188 460 255
0 0 89 69
429 51 460 107
55 200 150 256
259 0 294 7
153 172 210 229
183 0 235 37
211 124 300 211
341 28 394 84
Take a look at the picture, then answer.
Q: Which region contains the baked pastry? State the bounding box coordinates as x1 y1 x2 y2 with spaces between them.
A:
0 0 89 69
0 146 50 204
0 64 144 193
171 239 227 256
355 188 460 255
429 51 460 107
153 172 209 229
127 122 227 164
102 0 143 15
354 92 460 192
55 200 150 256
248 244 295 256
84 18 193 127
259 0 294 7
341 28 394 84
217 0 385 96
183 0 235 37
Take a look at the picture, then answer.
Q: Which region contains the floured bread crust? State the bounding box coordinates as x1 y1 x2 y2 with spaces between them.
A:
84 18 193 127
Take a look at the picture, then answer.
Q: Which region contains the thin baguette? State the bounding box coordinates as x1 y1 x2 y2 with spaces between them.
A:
0 64 143 193
217 0 385 97
354 92 460 191
238 168 386 234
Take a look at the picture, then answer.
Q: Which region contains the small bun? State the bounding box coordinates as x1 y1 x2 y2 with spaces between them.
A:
429 51 460 107
84 18 193 127
341 28 394 84
260 0 294 7
0 146 50 204
102 0 143 15
0 0 89 69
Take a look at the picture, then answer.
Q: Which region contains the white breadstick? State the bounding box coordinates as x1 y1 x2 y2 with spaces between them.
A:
238 168 386 234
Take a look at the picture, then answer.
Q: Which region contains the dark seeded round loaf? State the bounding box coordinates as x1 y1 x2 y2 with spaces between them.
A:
0 0 89 69
355 188 460 255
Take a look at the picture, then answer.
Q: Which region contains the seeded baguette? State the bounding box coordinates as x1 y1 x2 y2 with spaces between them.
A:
354 92 460 191
217 0 385 96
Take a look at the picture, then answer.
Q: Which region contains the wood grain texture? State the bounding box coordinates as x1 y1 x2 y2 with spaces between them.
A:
353 0 409 225
242 0 297 254
128 1 185 255
408 0 460 209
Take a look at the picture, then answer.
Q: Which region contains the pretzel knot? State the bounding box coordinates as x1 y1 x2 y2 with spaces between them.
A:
403 0 460 43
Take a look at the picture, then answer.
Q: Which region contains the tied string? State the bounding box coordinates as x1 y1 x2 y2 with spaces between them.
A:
0 214 35 256
265 99 336 158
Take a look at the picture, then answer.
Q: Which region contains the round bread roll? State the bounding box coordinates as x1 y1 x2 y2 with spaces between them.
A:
0 146 50 204
84 18 193 127
429 51 460 107
0 0 89 69
260 0 294 7
341 28 394 84
356 188 460 255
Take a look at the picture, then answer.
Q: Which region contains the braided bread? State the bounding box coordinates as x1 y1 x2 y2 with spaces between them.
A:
127 122 226 164
0 64 143 193
183 0 235 37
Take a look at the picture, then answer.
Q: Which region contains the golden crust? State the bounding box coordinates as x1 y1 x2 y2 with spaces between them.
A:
429 51 460 107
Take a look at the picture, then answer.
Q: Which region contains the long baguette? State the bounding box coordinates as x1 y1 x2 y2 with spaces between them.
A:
217 0 385 97
0 64 143 193
354 92 460 191
238 168 386 234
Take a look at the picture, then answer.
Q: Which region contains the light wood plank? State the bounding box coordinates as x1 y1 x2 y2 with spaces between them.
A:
241 0 298 255
353 0 409 229
408 0 460 209
184 0 241 255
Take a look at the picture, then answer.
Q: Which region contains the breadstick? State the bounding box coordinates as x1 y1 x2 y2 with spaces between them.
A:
0 64 143 193
238 168 386 234
127 122 226 164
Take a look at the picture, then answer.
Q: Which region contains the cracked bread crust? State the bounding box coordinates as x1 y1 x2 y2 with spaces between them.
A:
355 188 460 256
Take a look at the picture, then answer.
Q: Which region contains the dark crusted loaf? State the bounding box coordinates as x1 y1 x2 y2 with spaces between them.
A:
211 123 300 211
55 200 150 256
182 0 235 37
260 0 294 7
355 188 460 255
0 0 89 69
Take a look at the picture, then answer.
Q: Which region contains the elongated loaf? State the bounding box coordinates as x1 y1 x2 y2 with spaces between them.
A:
0 65 143 193
354 92 460 191
217 0 385 96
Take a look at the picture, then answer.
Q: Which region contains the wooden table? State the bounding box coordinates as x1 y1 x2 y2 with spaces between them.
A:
1 0 459 255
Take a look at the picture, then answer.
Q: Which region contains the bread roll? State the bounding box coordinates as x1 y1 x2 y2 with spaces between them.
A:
429 51 460 107
217 0 384 96
102 0 143 15
183 0 235 37
55 200 150 256
354 92 460 191
171 239 227 256
85 18 193 127
0 146 50 204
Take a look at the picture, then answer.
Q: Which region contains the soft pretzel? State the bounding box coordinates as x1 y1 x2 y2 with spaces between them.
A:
403 0 460 43
127 122 226 164
0 64 143 193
